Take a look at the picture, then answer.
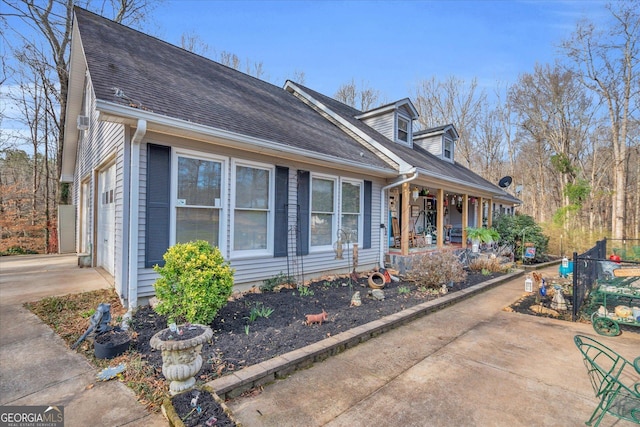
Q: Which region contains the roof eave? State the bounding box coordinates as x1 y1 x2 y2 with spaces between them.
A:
414 167 520 205
95 100 398 178
60 15 86 183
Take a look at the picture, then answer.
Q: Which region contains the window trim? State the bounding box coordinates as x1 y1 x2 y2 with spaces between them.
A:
309 173 364 252
340 178 364 247
170 148 227 254
230 158 275 258
444 137 453 160
309 174 337 252
397 115 410 144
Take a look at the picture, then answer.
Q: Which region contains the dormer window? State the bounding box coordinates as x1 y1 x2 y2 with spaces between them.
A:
397 117 409 143
444 137 452 160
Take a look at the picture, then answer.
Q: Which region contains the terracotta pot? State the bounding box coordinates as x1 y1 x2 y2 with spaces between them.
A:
150 324 213 395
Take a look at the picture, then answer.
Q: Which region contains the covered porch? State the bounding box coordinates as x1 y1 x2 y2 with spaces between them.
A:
385 180 511 257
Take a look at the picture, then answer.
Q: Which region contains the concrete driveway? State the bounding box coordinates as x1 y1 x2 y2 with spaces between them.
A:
0 254 166 427
225 265 640 427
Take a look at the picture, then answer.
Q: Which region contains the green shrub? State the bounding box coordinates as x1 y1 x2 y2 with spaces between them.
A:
405 250 467 289
493 213 549 262
153 241 234 324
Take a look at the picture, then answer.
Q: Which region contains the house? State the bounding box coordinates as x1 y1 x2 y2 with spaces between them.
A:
61 8 521 311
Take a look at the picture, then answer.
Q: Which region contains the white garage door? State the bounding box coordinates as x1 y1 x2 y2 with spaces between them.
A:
97 164 116 276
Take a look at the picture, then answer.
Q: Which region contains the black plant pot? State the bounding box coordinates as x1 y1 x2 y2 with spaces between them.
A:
94 329 131 359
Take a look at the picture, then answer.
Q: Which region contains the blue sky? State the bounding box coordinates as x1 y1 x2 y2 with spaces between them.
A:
150 0 607 102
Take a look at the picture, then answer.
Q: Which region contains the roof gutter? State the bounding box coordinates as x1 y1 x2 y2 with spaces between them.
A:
95 100 397 178
414 167 517 201
378 169 419 267
123 119 146 328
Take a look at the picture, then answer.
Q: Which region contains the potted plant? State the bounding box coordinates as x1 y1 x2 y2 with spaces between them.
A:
150 323 213 395
465 227 499 252
151 240 235 395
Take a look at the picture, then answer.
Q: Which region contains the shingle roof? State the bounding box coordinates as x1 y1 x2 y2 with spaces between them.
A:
73 8 519 204
292 84 521 203
73 8 391 170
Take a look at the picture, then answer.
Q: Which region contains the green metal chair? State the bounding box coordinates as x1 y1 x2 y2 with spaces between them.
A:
574 335 640 426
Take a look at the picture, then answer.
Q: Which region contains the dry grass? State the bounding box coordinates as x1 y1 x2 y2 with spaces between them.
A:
468 256 512 273
24 288 168 411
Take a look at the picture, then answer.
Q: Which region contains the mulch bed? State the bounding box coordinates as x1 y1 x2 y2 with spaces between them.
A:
129 270 509 426
171 389 236 427
131 271 505 382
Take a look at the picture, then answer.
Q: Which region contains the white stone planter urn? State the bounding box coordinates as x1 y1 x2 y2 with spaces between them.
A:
150 324 213 395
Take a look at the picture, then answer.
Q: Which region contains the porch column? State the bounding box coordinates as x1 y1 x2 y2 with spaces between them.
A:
487 199 493 227
401 182 410 255
436 188 444 248
462 194 468 248
476 196 483 227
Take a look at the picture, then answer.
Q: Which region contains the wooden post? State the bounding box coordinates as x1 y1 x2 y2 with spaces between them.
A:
476 196 483 227
401 182 410 255
437 188 444 248
487 199 493 227
462 194 468 248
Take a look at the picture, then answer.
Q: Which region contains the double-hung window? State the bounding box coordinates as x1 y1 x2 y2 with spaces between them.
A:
175 154 223 247
232 161 272 255
341 180 362 243
397 116 409 143
310 176 336 248
444 137 453 160
310 175 363 249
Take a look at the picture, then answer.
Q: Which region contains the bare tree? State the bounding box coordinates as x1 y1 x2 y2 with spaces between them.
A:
475 106 504 184
334 78 380 111
509 63 595 229
289 70 306 85
2 0 158 205
562 0 640 239
413 76 486 168
180 31 209 56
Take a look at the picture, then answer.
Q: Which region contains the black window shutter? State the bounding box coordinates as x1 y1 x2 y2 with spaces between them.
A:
145 144 171 268
297 170 310 256
274 166 289 257
363 180 372 249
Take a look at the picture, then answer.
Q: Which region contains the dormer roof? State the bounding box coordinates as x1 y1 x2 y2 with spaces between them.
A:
414 124 459 140
355 98 419 121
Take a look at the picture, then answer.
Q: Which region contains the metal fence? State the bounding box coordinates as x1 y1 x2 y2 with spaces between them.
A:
571 239 606 321
571 237 640 321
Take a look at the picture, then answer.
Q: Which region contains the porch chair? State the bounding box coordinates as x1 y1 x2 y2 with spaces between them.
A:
391 217 417 248
573 334 640 426
391 217 401 248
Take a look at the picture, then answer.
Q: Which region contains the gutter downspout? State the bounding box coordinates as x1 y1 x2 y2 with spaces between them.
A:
379 169 419 267
122 119 147 329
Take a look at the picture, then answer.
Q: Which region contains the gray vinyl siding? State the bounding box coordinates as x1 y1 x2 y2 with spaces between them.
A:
73 81 125 295
414 134 442 157
361 113 394 141
134 134 384 296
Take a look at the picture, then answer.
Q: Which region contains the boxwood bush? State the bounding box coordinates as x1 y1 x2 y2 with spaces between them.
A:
153 240 234 324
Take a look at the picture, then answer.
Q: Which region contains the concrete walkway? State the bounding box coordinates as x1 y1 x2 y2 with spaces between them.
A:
0 254 166 427
1 255 638 427
226 264 640 427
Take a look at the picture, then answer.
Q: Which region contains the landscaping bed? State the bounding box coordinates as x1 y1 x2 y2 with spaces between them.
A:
131 270 506 384
25 268 508 415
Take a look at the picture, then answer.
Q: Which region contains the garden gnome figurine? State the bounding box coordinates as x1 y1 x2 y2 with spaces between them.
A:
551 288 567 311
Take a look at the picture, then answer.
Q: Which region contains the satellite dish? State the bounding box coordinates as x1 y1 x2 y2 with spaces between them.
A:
498 176 513 188
515 185 523 194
